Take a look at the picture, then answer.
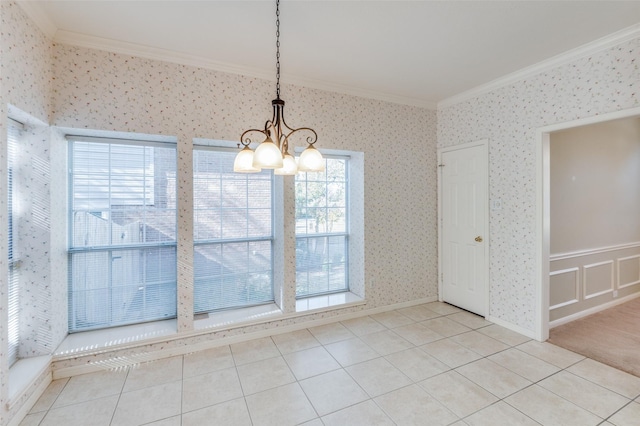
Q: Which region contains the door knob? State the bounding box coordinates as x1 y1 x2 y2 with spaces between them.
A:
475 236 483 242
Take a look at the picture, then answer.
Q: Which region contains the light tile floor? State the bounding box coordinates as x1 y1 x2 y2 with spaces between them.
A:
20 302 640 426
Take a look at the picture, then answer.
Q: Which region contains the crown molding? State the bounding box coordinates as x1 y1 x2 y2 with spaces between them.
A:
54 30 437 110
15 1 57 39
54 30 276 80
15 0 436 110
12 0 638 112
438 23 640 109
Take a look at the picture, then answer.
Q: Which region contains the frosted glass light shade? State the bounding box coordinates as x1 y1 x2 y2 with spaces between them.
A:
298 145 324 172
233 146 261 173
253 138 283 169
274 153 298 175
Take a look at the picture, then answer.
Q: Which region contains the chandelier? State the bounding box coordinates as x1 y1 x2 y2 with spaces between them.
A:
234 0 324 175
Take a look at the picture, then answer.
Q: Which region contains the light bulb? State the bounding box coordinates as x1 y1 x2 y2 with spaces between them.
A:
253 138 283 169
233 146 261 173
298 145 324 172
275 153 298 175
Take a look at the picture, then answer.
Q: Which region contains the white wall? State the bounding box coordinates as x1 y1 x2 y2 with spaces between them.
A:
438 33 640 333
551 117 640 252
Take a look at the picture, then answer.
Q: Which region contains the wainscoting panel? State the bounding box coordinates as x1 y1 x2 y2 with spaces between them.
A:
550 242 640 323
618 254 640 289
549 268 579 309
583 261 614 299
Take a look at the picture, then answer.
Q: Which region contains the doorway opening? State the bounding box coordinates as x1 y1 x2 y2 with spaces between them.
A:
536 106 640 341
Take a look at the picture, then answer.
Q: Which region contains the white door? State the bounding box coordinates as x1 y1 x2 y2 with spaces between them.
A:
440 142 488 316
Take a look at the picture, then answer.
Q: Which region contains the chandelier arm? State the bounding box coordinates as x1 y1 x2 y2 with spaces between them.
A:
278 109 297 135
264 119 283 149
264 119 275 133
284 127 319 147
240 128 269 147
236 0 319 172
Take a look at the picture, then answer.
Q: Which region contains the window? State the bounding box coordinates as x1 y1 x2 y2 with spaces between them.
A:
295 156 349 297
7 118 22 366
193 147 273 313
68 137 177 331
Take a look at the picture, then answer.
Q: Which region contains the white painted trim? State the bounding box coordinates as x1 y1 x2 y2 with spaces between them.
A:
295 292 365 314
618 280 640 290
617 254 640 289
439 24 640 108
438 139 488 153
6 356 51 408
52 296 437 378
549 267 579 276
584 289 614 300
549 291 640 328
583 260 614 300
536 106 640 342
6 373 51 426
535 132 551 341
437 149 444 303
539 107 640 134
51 31 436 110
549 299 579 311
5 357 51 426
549 267 579 311
550 242 640 262
437 139 490 318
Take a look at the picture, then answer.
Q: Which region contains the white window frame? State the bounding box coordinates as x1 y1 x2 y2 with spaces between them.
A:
67 136 178 332
7 118 23 367
192 144 275 314
295 154 350 299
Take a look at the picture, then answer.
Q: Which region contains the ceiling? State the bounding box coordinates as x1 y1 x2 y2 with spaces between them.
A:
18 1 640 108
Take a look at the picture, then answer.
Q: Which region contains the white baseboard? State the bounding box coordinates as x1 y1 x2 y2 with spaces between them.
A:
549 292 640 329
53 296 437 379
486 316 537 340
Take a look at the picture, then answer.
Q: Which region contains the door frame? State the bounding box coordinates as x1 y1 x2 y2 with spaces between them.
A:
535 106 640 341
437 139 490 317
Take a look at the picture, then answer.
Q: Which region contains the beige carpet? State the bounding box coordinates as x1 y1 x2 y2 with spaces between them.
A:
548 297 640 378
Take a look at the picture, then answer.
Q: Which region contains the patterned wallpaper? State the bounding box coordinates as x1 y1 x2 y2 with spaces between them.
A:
0 2 53 423
1 2 438 417
438 37 640 332
5 0 638 420
14 124 53 357
51 43 439 315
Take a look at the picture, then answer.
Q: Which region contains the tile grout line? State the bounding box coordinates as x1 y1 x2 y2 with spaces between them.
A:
25 304 640 426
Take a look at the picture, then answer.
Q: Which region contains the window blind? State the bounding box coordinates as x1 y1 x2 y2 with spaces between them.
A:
69 138 177 331
295 157 349 298
7 118 22 366
193 148 273 313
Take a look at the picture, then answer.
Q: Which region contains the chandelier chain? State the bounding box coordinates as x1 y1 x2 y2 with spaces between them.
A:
275 0 281 99
236 0 321 174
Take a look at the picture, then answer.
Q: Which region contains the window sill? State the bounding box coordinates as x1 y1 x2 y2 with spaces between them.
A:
52 307 284 360
53 294 364 361
296 291 364 313
194 304 283 331
7 355 51 409
54 319 177 359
